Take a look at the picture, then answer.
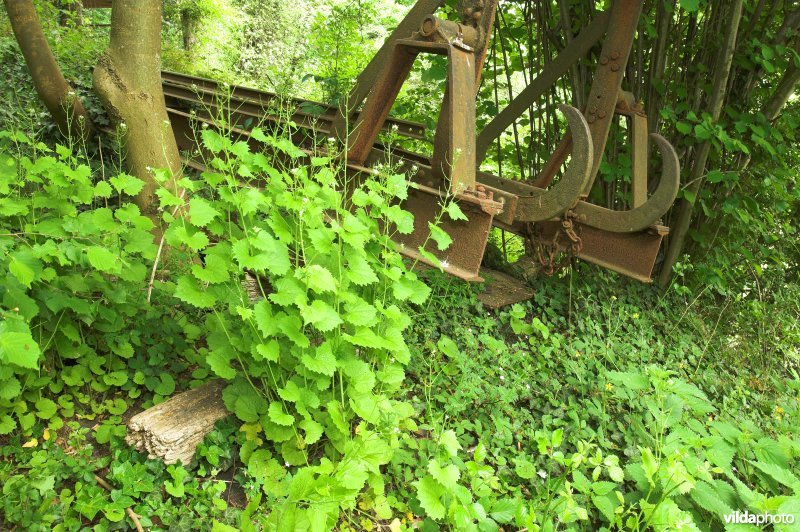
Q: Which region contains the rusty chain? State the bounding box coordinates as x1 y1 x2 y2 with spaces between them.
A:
527 209 583 276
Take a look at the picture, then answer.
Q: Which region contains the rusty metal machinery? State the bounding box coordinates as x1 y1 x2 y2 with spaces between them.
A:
160 0 680 306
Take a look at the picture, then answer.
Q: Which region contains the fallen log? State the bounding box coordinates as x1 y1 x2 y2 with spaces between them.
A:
126 380 228 464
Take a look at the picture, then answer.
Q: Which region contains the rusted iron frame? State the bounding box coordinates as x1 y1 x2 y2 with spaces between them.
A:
475 8 611 164
347 39 478 195
531 0 644 192
162 70 426 141
331 0 445 140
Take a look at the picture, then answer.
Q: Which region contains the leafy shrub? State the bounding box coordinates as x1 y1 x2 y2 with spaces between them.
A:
160 125 460 527
0 130 191 437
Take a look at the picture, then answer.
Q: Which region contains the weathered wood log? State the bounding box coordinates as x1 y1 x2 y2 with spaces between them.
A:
126 380 228 464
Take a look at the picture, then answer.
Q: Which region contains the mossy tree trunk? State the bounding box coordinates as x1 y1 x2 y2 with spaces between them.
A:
3 0 93 141
93 0 182 223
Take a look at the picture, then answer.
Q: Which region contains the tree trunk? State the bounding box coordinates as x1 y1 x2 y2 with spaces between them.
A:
180 9 198 51
658 0 744 287
3 0 93 141
93 0 182 223
764 43 800 121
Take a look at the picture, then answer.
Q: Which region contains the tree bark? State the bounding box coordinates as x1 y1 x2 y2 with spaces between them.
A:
658 0 744 287
93 0 182 223
764 43 800 121
3 0 93 141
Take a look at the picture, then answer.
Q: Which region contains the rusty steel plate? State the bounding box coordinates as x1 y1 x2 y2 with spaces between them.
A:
539 222 667 282
477 268 535 309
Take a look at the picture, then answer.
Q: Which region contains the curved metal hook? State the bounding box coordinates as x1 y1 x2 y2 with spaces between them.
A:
524 104 594 221
574 133 680 233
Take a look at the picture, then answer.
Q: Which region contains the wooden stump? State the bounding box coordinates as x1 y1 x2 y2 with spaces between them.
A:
126 380 228 464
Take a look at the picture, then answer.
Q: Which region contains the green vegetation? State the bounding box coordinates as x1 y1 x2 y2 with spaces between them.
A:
1 1 799 531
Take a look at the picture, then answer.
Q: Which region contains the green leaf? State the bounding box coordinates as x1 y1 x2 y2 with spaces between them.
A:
413 476 446 520
251 231 291 276
445 201 468 221
301 300 342 332
606 371 649 391
188 197 220 227
428 223 452 251
86 246 121 274
8 252 40 288
109 173 145 196
255 341 280 362
235 393 268 423
343 297 378 327
680 0 699 12
155 374 176 396
268 401 295 426
94 181 113 198
393 274 431 305
346 254 378 286
514 457 536 480
592 492 619 522
300 419 324 444
490 499 519 524
175 276 217 308
191 255 230 284
301 343 337 376
428 459 460 490
0 332 40 369
438 430 462 458
207 349 236 380
749 460 800 490
305 265 337 294
640 447 659 484
0 415 15 435
35 398 58 419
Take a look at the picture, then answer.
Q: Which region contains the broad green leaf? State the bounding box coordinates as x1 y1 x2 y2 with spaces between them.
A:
301 343 337 376
0 415 15 435
428 223 452 251
86 246 121 274
428 459 460 490
109 173 145 196
343 297 378 327
438 430 462 458
191 255 230 284
445 201 468 221
207 349 236 379
175 276 217 308
300 419 324 445
268 401 295 426
35 398 57 419
346 254 378 286
301 300 342 332
413 476 446 520
305 265 337 294
251 231 291 276
514 457 536 479
255 341 280 362
188 197 220 227
0 331 40 369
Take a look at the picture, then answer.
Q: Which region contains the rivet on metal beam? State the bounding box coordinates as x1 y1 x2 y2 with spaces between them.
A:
611 64 620 72
600 56 609 65
610 50 620 60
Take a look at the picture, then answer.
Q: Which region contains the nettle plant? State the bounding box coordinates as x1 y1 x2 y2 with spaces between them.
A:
0 130 190 438
163 125 459 527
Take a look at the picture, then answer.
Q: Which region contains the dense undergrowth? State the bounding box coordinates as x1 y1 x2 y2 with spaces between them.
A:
1 3 800 531
0 124 798 530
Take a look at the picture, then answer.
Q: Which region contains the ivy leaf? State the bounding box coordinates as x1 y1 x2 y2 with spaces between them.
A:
188 197 220 227
268 401 295 426
305 265 337 294
175 276 217 308
413 476 446 520
301 300 342 332
428 460 460 490
86 246 121 274
0 331 40 369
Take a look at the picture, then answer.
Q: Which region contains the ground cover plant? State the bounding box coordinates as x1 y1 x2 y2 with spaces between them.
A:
1 0 800 531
